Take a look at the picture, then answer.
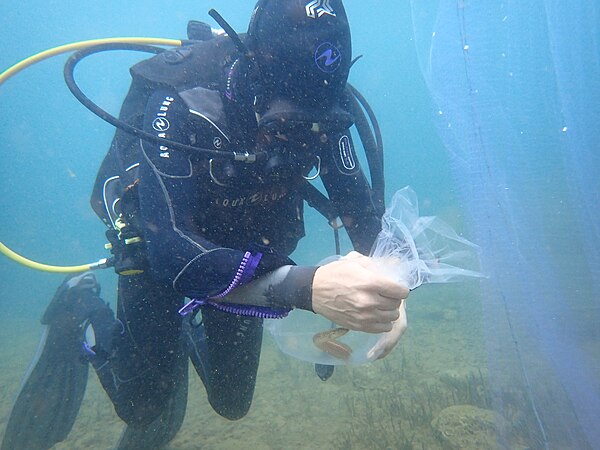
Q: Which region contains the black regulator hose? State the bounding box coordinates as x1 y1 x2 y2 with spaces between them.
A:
63 43 383 204
347 84 386 215
64 42 265 163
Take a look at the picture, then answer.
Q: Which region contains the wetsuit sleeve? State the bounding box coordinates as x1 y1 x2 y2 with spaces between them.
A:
319 132 382 254
136 89 316 309
214 265 316 311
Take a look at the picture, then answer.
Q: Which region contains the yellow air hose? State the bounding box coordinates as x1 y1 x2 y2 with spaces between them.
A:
0 37 182 273
0 37 181 84
0 243 109 273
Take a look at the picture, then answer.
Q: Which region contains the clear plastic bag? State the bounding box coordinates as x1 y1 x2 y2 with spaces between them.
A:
267 186 484 365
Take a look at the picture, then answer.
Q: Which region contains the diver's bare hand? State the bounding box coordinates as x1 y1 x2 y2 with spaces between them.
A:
311 252 409 333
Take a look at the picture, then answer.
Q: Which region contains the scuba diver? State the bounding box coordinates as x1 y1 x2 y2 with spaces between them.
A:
2 1 409 449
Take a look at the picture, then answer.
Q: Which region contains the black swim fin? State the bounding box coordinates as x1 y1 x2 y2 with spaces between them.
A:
1 272 112 450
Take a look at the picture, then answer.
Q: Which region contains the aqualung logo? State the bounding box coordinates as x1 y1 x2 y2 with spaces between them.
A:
314 42 342 73
152 117 170 132
305 0 336 19
153 96 175 159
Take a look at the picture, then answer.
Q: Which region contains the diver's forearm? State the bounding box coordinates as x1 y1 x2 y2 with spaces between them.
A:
216 265 317 311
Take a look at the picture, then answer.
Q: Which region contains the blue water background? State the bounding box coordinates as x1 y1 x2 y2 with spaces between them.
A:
0 0 598 448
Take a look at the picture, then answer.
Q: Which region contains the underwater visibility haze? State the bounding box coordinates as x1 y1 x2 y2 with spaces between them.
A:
1 0 598 449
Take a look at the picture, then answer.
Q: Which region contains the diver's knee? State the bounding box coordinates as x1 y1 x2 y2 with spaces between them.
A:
208 397 252 421
216 408 250 421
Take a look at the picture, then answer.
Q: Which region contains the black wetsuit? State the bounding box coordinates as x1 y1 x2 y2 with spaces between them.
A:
89 36 381 425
